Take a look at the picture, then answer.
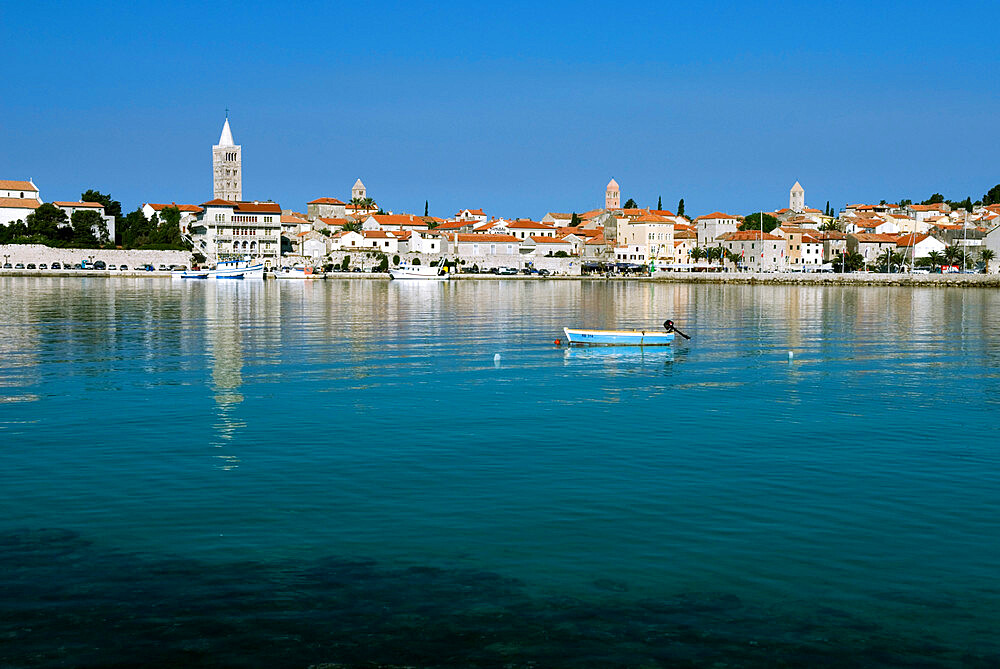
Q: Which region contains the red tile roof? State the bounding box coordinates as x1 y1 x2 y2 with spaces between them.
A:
852 233 900 243
0 180 37 191
721 231 783 241
452 233 520 243
52 201 104 208
236 201 282 213
695 212 736 220
530 235 569 243
308 197 345 205
146 203 204 213
0 197 41 209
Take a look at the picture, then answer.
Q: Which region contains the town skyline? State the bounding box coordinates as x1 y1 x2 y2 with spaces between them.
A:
3 2 997 219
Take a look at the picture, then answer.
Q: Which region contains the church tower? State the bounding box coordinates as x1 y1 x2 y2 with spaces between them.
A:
605 178 620 210
213 116 242 201
789 181 805 213
352 178 366 201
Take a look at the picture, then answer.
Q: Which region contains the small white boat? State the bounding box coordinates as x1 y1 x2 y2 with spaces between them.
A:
563 327 674 346
172 270 209 279
563 320 689 346
208 257 264 279
275 266 324 279
389 263 449 280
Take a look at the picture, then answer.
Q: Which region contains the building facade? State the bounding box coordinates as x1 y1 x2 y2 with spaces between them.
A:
193 199 281 265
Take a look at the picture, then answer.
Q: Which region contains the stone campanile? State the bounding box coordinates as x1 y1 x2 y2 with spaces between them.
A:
213 116 242 201
605 178 620 209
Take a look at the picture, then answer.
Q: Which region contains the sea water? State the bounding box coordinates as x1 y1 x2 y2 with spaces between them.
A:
1 277 998 667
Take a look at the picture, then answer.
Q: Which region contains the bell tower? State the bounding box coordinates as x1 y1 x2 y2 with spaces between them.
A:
213 113 242 201
605 178 620 210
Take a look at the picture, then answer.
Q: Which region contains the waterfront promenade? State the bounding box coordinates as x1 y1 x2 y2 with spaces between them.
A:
3 268 998 286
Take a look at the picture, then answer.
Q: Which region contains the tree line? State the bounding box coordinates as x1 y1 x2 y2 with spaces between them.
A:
0 189 189 250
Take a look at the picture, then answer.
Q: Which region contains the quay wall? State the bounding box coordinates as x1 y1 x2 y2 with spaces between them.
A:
312 251 582 275
637 271 1000 287
0 244 191 268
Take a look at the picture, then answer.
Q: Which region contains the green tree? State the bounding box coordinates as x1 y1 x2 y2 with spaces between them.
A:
944 245 961 265
340 254 350 270
657 196 662 210
899 199 913 207
392 254 400 266
569 212 581 227
690 246 706 263
926 250 943 268
825 200 831 216
833 251 864 272
120 208 155 248
623 198 638 209
342 220 362 233
739 212 779 233
424 200 429 216
921 193 945 205
70 209 103 245
982 185 1000 206
676 198 685 217
25 203 69 240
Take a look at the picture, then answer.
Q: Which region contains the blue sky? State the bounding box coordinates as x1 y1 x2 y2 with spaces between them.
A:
3 1 998 219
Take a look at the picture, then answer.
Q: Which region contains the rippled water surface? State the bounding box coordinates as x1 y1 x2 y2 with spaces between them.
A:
1 277 998 667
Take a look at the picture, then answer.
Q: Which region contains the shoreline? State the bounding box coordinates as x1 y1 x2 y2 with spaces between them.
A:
2 269 998 286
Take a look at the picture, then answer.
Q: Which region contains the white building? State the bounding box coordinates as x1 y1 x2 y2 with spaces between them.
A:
0 179 41 225
719 231 787 271
695 212 739 247
193 199 281 265
212 117 242 201
53 201 115 241
620 213 675 261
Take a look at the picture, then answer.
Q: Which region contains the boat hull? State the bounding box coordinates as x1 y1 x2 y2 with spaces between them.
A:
389 268 449 280
563 327 674 346
275 268 324 279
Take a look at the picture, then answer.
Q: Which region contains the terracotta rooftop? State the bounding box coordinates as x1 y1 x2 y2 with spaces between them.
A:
0 180 37 191
308 197 345 205
0 197 41 209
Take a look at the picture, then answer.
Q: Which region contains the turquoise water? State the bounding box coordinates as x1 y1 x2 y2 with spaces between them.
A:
1 277 998 667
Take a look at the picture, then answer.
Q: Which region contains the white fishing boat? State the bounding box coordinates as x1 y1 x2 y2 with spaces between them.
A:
389 263 449 280
275 266 324 280
562 320 690 346
207 257 264 279
172 269 209 279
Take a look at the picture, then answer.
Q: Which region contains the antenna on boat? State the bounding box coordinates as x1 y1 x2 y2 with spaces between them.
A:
663 320 691 340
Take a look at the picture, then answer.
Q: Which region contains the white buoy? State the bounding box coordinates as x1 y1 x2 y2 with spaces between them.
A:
494 353 501 362
788 350 794 360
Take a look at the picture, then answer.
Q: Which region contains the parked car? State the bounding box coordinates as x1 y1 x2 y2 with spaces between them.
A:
2 263 12 269
73 263 83 269
538 268 551 276
39 263 47 270
119 264 128 271
157 264 168 271
141 264 154 271
93 260 107 270
50 262 61 269
26 263 36 269
14 263 24 269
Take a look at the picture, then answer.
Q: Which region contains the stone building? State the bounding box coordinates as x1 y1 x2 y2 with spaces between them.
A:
192 199 281 266
351 179 366 201
212 117 242 201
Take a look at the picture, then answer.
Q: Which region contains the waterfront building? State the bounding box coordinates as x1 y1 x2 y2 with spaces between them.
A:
212 117 242 202
507 220 557 240
192 199 281 265
526 235 573 257
789 181 805 212
361 230 400 253
52 201 116 241
719 231 786 271
363 213 431 232
605 179 620 210
330 230 364 250
814 231 848 263
307 198 346 220
847 233 899 265
0 179 41 225
694 212 739 247
620 213 675 262
448 233 521 257
895 233 946 260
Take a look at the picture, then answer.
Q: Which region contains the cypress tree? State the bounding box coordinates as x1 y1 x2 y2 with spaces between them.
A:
677 198 685 217
424 200 429 216
657 196 662 210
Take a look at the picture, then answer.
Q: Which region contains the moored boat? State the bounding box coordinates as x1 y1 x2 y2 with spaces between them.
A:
563 327 674 346
562 320 690 346
275 266 324 279
207 257 264 279
173 270 209 279
389 263 449 280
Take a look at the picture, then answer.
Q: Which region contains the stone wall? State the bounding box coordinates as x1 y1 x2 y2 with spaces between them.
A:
0 244 192 268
